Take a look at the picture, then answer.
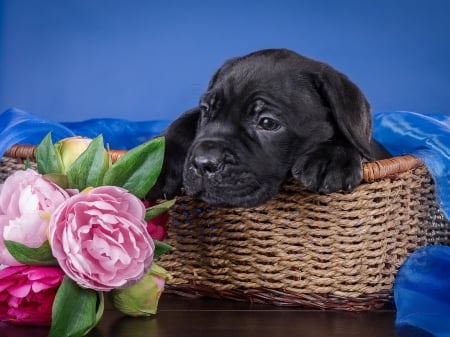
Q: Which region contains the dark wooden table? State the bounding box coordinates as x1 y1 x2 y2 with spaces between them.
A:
1 294 432 337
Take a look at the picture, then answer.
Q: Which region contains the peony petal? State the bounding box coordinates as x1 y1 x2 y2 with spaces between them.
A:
68 252 92 275
31 281 53 293
18 185 40 214
0 279 17 292
8 283 31 298
89 186 146 218
87 200 117 212
3 213 48 248
27 266 64 281
0 265 28 278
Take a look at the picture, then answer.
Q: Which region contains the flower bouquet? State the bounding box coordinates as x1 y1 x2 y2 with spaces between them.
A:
0 134 173 337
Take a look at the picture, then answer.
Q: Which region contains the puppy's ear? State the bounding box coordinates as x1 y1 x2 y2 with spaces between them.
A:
315 66 373 160
146 107 200 200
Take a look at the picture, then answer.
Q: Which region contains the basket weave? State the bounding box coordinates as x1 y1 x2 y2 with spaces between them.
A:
2 145 449 311
157 155 450 310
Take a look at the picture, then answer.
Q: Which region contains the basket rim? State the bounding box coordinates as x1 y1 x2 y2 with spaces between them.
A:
3 143 422 182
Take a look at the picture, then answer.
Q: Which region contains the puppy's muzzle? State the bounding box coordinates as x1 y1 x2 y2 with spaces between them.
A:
184 138 280 207
190 139 237 176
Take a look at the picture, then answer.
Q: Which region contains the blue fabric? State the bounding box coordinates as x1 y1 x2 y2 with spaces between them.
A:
394 246 450 337
0 108 76 157
0 108 170 157
373 111 450 220
373 111 450 336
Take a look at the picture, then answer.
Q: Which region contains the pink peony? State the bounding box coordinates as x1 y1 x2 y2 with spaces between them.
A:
48 186 155 291
0 169 71 266
0 265 64 326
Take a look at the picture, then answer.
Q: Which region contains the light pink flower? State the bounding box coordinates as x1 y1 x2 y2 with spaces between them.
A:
0 169 71 266
48 186 155 291
0 265 64 326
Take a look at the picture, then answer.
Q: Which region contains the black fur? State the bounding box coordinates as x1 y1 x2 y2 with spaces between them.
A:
147 49 389 207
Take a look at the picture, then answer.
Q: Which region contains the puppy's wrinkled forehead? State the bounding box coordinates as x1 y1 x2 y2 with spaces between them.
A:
203 49 323 110
210 49 320 91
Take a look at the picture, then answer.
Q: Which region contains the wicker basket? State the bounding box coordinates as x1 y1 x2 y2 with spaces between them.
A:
2 145 449 311
157 155 450 311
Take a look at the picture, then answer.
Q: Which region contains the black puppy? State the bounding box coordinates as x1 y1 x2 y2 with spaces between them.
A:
148 48 389 207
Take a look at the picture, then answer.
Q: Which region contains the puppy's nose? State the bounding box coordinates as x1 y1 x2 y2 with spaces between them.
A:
191 140 227 175
193 154 221 174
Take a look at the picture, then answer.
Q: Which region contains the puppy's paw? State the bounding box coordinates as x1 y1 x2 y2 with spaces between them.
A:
292 144 363 194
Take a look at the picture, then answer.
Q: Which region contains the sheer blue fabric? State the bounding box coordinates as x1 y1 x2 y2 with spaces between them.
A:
373 111 450 336
0 108 170 157
0 108 75 157
373 111 450 220
394 246 450 337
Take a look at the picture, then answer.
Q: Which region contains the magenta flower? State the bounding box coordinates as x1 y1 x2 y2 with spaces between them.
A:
0 169 71 266
47 186 155 291
0 265 64 326
143 200 169 241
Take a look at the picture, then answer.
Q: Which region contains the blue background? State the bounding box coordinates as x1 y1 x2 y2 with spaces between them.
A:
0 0 449 122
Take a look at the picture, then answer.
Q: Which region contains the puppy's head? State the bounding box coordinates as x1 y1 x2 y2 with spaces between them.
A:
181 49 373 207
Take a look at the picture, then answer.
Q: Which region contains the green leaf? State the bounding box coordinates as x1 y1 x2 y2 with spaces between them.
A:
145 199 175 221
154 240 172 258
44 173 69 189
150 262 172 280
66 135 109 190
4 240 58 266
35 132 62 174
94 292 105 329
49 277 101 337
24 156 32 170
103 137 165 199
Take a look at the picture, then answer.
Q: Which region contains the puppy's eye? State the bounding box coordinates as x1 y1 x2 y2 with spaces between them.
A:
258 117 280 131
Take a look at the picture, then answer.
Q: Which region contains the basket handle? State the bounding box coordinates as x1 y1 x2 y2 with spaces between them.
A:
362 155 422 182
5 144 422 182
